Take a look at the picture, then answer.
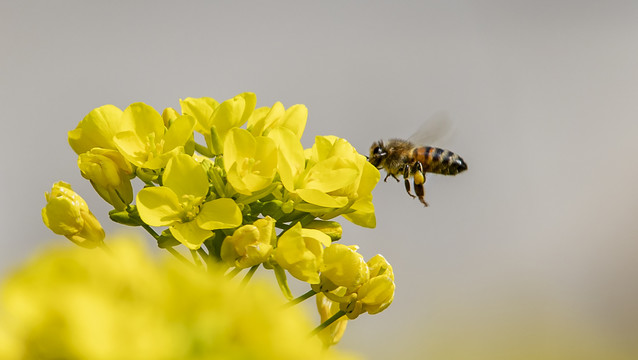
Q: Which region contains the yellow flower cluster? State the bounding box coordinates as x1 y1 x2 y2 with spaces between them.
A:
39 92 394 349
0 240 355 360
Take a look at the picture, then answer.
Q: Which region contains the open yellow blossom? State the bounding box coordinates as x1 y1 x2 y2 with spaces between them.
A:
180 93 256 154
271 130 379 228
0 240 355 360
221 216 276 268
273 223 331 284
223 128 278 195
113 102 195 169
247 101 307 139
78 148 133 210
68 104 124 154
41 182 104 248
136 154 242 249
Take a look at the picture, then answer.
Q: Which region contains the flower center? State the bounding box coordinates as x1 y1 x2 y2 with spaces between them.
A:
178 195 201 222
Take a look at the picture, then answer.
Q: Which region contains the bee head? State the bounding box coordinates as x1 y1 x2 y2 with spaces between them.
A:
368 140 387 168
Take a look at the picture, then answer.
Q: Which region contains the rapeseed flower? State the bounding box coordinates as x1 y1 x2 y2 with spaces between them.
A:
274 223 331 284
43 93 392 352
221 216 276 268
223 128 278 195
247 101 307 139
136 153 241 249
41 181 104 248
113 102 196 169
77 148 133 210
180 93 256 154
273 131 379 228
0 240 355 360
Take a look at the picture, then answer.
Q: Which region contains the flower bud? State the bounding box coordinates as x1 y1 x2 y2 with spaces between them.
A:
320 244 369 291
357 275 395 315
41 182 105 248
304 220 342 241
221 217 275 268
367 254 394 280
161 107 180 127
273 223 330 284
78 148 133 210
335 254 395 319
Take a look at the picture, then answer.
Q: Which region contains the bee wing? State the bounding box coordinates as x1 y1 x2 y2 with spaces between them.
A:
407 111 454 146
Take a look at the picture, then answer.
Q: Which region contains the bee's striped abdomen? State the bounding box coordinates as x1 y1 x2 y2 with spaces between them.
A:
413 146 468 176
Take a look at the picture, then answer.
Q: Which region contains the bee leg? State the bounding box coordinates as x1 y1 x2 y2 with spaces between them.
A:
413 163 428 207
384 173 400 183
403 165 416 198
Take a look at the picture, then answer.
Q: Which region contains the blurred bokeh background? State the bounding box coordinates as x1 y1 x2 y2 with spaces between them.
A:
2 1 637 359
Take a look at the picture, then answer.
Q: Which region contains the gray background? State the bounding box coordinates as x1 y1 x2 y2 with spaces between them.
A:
2 1 638 359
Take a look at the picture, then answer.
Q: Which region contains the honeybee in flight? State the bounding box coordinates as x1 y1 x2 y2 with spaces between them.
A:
368 113 467 206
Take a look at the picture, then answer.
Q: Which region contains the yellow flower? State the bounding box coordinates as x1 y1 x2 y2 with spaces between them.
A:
340 254 395 319
180 93 256 154
68 104 124 154
316 293 348 347
223 128 278 195
271 131 380 228
360 254 395 314
78 148 133 210
136 154 242 250
247 101 307 139
41 181 105 248
0 239 356 360
113 102 196 169
321 244 369 292
273 223 331 284
221 217 276 268
356 274 395 315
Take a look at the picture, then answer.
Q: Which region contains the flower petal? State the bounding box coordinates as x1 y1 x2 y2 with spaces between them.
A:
268 128 305 191
211 92 256 142
341 195 376 228
68 105 123 154
120 103 165 140
180 96 219 133
280 104 307 139
163 114 196 152
170 221 212 250
113 131 148 167
197 198 242 230
297 189 349 208
163 154 209 200
136 187 182 226
224 128 255 173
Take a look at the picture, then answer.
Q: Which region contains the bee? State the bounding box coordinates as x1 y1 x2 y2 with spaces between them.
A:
368 115 467 206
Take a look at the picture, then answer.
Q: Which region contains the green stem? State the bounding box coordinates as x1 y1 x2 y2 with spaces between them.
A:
194 142 214 157
310 310 347 336
166 247 194 267
284 289 316 308
197 247 212 270
226 267 241 279
98 242 113 255
141 224 160 240
240 265 259 288
272 263 293 300
190 250 204 269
